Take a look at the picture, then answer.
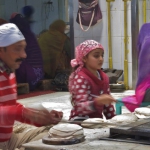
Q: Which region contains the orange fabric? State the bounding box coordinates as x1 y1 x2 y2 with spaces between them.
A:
0 18 8 25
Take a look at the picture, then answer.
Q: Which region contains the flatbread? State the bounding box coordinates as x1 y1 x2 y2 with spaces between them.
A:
49 128 83 137
46 135 84 141
81 118 105 128
49 123 84 138
110 113 138 123
134 107 150 116
134 113 150 119
51 123 82 132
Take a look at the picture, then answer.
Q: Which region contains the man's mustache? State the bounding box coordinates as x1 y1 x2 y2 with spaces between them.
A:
15 58 24 62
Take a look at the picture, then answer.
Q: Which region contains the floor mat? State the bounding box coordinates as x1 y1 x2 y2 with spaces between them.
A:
17 90 56 100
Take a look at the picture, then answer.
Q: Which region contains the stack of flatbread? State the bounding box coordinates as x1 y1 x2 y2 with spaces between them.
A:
48 123 84 141
109 113 138 124
81 118 106 128
134 107 150 119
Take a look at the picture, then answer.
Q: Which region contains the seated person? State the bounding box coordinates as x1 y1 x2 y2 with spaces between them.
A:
0 23 62 150
122 23 150 112
68 40 116 121
38 19 71 79
10 13 44 91
21 5 34 24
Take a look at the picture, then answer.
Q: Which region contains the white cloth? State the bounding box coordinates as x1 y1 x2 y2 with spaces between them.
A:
0 126 49 150
0 23 25 47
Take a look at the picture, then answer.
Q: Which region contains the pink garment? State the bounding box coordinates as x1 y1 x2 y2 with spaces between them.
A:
123 76 150 112
69 40 104 92
123 23 150 112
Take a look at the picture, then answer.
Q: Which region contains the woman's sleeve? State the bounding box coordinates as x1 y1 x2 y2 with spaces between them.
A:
71 75 96 115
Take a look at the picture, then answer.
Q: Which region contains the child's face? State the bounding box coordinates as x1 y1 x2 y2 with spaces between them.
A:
83 48 104 71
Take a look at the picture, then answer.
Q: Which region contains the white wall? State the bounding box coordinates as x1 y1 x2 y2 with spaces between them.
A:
0 0 5 19
73 0 150 89
0 0 64 35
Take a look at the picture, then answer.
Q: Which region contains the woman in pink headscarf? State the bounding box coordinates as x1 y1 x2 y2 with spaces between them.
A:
69 40 116 121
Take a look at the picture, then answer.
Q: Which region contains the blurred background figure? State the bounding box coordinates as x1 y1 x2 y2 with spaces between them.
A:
10 13 44 91
22 5 35 24
38 19 71 79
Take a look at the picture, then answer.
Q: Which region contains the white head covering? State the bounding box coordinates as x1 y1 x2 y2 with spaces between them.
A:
0 23 25 47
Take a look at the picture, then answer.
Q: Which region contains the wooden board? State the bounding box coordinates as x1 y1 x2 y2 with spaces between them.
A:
42 135 85 145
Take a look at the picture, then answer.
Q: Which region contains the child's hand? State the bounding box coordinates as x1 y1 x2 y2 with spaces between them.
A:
94 94 116 105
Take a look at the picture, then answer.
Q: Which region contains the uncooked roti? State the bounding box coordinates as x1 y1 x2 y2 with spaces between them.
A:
110 113 138 123
81 118 105 128
134 107 150 116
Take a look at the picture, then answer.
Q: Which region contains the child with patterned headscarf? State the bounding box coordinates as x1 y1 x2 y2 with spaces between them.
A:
69 40 116 121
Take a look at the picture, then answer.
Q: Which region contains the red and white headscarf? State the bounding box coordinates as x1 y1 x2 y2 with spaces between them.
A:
69 40 104 91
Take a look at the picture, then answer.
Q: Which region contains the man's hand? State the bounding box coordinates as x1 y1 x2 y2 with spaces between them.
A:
23 107 63 126
94 94 116 105
49 110 63 124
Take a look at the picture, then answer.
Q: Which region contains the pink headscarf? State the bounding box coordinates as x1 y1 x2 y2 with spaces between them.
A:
69 40 104 92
